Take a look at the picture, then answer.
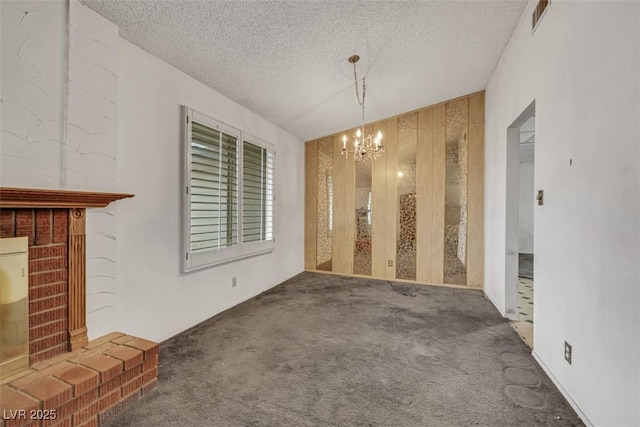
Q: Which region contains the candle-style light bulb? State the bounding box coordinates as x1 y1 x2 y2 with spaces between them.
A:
342 135 347 150
356 128 362 138
377 130 382 140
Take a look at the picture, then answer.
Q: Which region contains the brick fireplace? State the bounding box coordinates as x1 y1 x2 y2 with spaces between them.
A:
0 188 160 427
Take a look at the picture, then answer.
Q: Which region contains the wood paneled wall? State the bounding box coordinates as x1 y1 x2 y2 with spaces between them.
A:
304 141 318 270
304 91 484 288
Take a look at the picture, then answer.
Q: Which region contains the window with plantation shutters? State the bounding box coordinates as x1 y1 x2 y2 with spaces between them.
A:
182 107 275 272
242 140 274 252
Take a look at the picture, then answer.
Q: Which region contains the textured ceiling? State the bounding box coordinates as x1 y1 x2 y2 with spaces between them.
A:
83 0 527 141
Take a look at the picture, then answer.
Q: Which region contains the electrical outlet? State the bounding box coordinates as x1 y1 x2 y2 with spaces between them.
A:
232 277 237 288
564 341 572 364
388 260 393 267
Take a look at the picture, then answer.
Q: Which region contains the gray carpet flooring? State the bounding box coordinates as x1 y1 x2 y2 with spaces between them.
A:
108 272 581 426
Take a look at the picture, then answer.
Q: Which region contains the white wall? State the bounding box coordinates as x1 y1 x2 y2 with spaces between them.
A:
485 1 640 426
1 0 66 188
1 1 121 338
115 39 304 342
518 155 534 254
67 1 121 339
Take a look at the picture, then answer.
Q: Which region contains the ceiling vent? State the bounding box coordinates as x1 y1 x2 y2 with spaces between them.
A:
532 0 550 32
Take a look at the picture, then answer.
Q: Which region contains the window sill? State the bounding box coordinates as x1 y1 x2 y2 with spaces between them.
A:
182 248 274 275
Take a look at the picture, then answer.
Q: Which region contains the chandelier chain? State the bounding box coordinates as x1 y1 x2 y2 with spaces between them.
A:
352 61 366 106
342 55 383 161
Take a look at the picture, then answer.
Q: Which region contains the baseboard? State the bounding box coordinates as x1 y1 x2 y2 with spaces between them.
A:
305 269 472 290
532 350 594 427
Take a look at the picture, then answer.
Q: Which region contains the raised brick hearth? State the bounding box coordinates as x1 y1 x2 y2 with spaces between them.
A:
1 188 156 427
1 332 159 427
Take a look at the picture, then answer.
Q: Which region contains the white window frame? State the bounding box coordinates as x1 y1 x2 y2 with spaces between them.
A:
182 106 276 273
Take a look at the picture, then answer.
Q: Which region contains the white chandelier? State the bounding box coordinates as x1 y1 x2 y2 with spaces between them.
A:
341 55 384 161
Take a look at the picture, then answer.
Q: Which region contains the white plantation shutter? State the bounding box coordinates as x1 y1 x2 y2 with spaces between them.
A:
190 122 238 252
183 107 275 272
242 140 274 253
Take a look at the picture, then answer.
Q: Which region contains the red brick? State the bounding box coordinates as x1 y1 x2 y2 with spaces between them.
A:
35 210 52 245
15 209 34 244
97 389 140 426
98 374 122 397
18 377 72 410
43 414 71 427
142 354 159 372
30 343 68 365
55 389 98 420
97 388 121 412
0 210 14 237
87 342 118 355
21 361 74 383
30 351 73 372
0 387 41 427
29 306 67 326
52 210 68 244
5 418 39 427
121 373 146 397
75 417 97 427
29 270 67 287
99 366 141 396
120 366 142 383
29 294 67 315
124 337 159 362
73 399 100 425
29 257 67 274
45 416 72 427
29 244 67 259
30 282 67 301
140 378 158 396
142 366 158 385
104 346 143 371
79 355 123 383
110 335 133 345
31 331 67 354
54 366 99 397
29 319 67 342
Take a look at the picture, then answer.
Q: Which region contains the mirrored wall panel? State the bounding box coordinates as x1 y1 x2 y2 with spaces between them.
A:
354 126 373 276
396 114 417 280
316 137 334 271
444 98 469 285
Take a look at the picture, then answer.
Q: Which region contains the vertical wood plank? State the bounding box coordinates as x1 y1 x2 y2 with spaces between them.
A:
68 208 88 351
467 92 485 288
385 118 398 279
304 141 318 270
431 105 446 283
332 135 348 273
416 108 434 283
371 122 387 278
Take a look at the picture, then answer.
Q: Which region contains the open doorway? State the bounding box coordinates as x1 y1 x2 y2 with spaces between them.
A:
505 102 535 348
